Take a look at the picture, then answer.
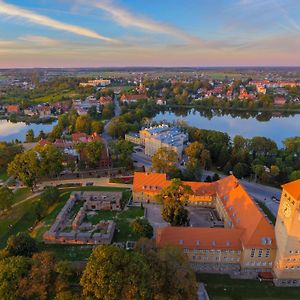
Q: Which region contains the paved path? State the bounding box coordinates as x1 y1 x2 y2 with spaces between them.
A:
39 177 132 189
197 283 210 300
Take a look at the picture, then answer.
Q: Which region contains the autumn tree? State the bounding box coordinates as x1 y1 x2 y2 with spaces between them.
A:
0 256 31 299
81 245 151 300
131 218 153 238
157 178 192 226
151 147 178 175
25 129 35 143
39 144 63 177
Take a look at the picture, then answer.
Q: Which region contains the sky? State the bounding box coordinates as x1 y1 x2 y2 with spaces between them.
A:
0 0 299 68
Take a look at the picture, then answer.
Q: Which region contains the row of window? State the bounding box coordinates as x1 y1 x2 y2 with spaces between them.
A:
245 261 273 267
285 265 300 270
184 249 241 255
250 248 271 258
192 256 240 262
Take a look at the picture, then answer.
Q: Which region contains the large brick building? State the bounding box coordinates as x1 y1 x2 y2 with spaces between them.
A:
133 172 300 286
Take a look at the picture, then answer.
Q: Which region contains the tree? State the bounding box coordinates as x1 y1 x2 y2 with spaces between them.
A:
152 147 178 175
109 140 134 168
75 115 91 134
5 232 38 257
0 186 13 211
39 144 63 177
185 141 204 159
85 141 104 168
149 246 197 300
270 165 280 177
157 179 192 226
81 245 151 300
131 218 153 238
25 129 35 143
200 149 211 169
19 252 56 300
233 162 249 179
289 170 300 181
87 106 100 119
8 150 41 190
91 120 103 134
0 256 31 300
0 142 23 172
41 186 60 207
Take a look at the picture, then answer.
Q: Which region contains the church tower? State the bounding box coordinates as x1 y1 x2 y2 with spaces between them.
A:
274 179 300 286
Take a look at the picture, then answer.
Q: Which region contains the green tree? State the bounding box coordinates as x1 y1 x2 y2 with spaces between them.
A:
41 186 60 207
25 129 35 143
81 245 151 300
91 120 103 134
109 139 133 168
75 115 91 134
39 144 63 177
289 170 300 181
157 179 192 226
85 141 104 168
151 147 178 175
8 150 41 190
5 232 38 257
233 162 249 179
131 218 153 238
0 186 13 212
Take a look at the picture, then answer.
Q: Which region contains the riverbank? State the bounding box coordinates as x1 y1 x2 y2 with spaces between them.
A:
0 114 57 124
165 103 300 113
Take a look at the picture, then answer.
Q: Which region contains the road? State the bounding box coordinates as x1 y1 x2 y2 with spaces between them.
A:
130 154 282 217
202 170 281 217
102 93 121 144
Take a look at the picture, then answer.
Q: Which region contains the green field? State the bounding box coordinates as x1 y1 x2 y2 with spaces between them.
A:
0 186 142 260
199 274 300 300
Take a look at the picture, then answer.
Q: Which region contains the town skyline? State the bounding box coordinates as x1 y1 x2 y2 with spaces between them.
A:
0 0 300 68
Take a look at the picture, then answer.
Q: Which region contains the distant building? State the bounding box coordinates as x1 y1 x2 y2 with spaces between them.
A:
80 79 111 87
274 96 286 106
6 104 20 114
125 132 141 145
120 94 147 104
99 96 112 106
139 125 188 159
156 98 166 105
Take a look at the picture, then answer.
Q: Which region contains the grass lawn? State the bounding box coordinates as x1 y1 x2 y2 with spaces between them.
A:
0 171 8 181
12 188 32 205
199 274 300 300
0 195 40 247
0 186 139 259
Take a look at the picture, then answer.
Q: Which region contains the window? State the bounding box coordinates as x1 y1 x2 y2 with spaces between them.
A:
258 249 263 258
250 249 255 258
266 249 270 258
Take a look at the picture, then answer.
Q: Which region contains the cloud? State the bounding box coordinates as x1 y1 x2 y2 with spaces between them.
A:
0 0 118 43
18 35 62 47
86 0 204 45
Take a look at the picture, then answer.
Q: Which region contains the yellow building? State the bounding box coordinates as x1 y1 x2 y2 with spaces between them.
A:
273 179 300 286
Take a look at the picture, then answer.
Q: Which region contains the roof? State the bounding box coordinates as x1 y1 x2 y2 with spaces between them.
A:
216 176 276 249
282 179 300 201
134 172 276 249
156 227 243 250
133 172 168 193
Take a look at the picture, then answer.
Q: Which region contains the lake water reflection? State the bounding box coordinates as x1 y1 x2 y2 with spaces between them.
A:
0 120 57 142
153 109 300 146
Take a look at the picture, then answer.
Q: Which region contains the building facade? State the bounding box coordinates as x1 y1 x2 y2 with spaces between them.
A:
133 172 300 284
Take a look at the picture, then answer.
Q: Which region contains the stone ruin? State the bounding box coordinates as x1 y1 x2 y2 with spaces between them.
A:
43 191 122 245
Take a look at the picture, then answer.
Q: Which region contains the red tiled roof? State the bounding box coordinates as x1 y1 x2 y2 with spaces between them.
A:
156 227 243 250
282 179 300 201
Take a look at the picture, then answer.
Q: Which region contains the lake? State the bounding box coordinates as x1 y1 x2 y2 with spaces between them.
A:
0 119 57 142
153 109 300 146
